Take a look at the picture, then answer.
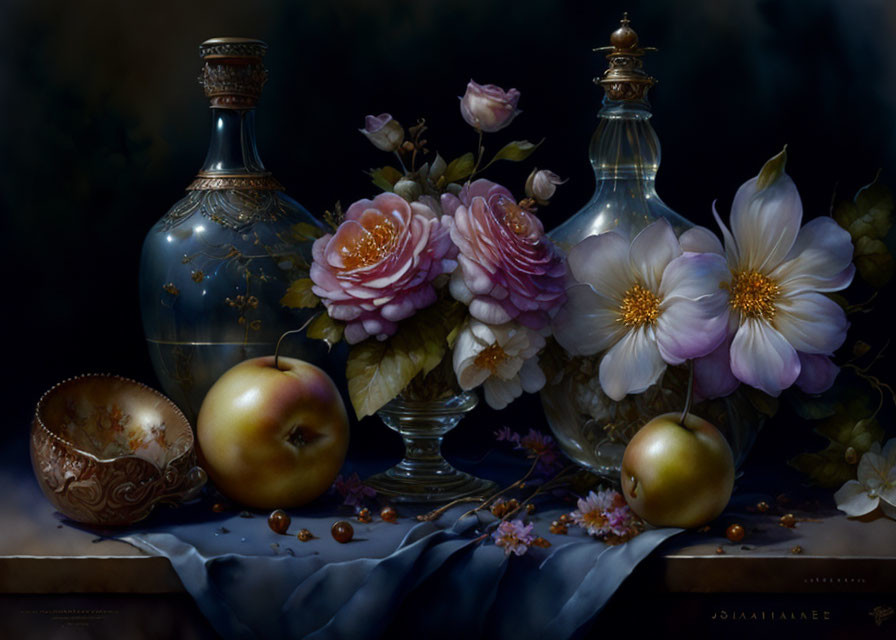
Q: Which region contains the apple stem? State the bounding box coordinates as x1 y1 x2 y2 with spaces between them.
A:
680 360 695 426
274 312 321 370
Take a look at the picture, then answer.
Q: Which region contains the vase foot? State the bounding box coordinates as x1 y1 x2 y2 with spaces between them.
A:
366 466 497 503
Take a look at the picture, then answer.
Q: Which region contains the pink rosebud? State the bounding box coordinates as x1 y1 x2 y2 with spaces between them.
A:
359 113 404 152
310 193 456 344
525 168 567 204
459 80 521 133
447 179 566 330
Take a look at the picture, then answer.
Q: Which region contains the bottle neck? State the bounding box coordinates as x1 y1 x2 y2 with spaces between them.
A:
199 108 266 175
590 99 660 185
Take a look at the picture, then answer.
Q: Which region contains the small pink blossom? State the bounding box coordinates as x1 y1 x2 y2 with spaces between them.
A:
332 473 377 507
445 179 566 330
570 489 616 537
492 519 535 556
459 80 521 132
310 193 456 344
570 489 641 541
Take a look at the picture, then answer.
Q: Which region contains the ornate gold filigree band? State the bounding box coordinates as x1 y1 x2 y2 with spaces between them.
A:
199 37 269 110
186 173 284 191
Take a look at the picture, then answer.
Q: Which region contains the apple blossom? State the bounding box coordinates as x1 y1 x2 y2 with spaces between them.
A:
452 319 545 410
834 438 896 519
445 179 566 330
459 80 521 132
682 150 854 398
310 193 456 344
359 113 404 152
552 219 730 402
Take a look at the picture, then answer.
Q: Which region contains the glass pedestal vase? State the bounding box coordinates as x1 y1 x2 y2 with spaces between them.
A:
366 392 497 503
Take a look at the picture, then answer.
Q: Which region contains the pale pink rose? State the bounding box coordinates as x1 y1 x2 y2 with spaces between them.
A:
359 113 404 152
459 80 521 133
310 193 456 343
445 179 566 330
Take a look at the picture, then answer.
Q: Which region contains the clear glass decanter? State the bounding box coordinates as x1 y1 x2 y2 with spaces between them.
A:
542 16 761 478
140 38 330 422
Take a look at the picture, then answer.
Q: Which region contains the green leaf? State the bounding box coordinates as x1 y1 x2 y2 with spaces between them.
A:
369 166 404 192
854 173 893 238
854 236 895 287
442 153 475 184
280 278 319 309
306 313 344 348
345 297 465 418
756 146 787 191
291 222 326 242
742 386 779 418
490 139 542 164
347 340 416 420
815 414 884 453
789 446 857 489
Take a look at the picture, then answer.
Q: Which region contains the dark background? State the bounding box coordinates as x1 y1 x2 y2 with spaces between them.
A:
2 0 894 459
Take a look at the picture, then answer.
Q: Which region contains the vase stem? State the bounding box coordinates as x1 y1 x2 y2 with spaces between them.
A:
366 392 497 503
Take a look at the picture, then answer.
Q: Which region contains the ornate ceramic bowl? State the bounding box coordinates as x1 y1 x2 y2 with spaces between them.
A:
30 374 207 526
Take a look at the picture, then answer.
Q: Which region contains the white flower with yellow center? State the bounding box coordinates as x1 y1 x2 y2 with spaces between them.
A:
682 150 854 397
834 438 896 520
452 319 546 410
552 218 730 402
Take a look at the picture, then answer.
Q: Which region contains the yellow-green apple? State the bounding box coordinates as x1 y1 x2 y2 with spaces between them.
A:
197 356 349 509
620 412 734 528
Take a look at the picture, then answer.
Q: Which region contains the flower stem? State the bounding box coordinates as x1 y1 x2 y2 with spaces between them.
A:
680 360 695 425
394 150 409 175
467 128 484 184
273 311 321 369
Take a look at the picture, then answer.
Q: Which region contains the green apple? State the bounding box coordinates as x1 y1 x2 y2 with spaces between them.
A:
620 412 734 528
197 356 349 509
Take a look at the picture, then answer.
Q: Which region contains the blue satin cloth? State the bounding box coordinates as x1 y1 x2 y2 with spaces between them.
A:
121 456 681 640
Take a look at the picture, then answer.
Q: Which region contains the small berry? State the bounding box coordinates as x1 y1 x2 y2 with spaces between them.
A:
297 529 312 542
268 509 290 535
531 536 551 548
357 508 372 524
332 521 354 543
756 501 770 513
779 513 797 528
526 504 536 515
726 524 745 543
212 502 227 513
380 506 398 522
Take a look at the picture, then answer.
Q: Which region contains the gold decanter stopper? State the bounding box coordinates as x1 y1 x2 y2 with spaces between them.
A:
594 13 657 102
198 37 269 110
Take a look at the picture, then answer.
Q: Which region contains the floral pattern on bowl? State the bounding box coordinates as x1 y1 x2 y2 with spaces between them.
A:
30 374 206 526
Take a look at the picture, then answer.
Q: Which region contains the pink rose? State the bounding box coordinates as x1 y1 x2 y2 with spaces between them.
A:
446 179 566 330
310 193 456 343
359 113 404 152
459 80 521 133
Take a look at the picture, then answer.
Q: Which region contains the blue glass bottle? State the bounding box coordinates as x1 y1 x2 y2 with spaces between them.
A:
139 38 329 422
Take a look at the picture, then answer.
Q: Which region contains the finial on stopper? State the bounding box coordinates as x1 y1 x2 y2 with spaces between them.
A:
594 14 656 102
